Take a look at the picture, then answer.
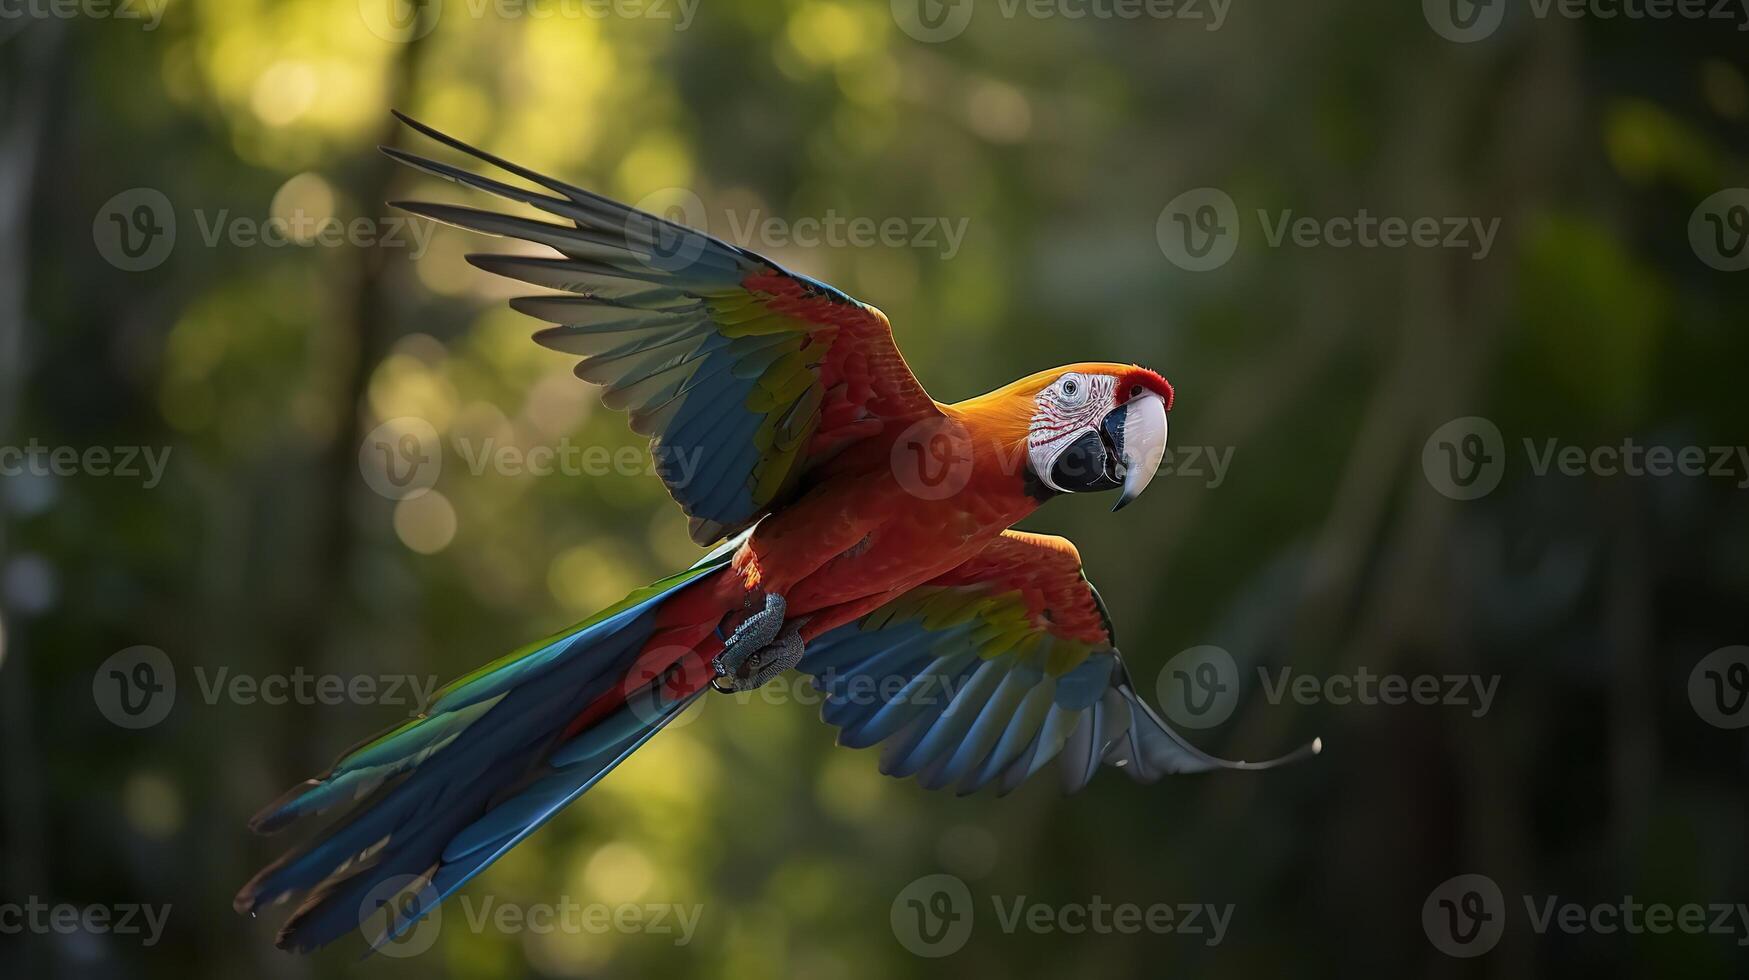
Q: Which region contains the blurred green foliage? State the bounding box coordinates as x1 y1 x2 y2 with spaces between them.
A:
2 2 1747 978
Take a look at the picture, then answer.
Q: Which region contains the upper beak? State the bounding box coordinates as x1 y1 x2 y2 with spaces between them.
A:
1106 391 1168 512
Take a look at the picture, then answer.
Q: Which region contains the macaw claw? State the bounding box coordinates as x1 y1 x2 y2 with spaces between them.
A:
712 593 804 692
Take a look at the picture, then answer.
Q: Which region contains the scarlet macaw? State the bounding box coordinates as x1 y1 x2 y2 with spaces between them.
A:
236 114 1317 951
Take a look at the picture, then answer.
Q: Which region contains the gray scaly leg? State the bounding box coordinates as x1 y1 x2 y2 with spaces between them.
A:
711 593 805 692
735 624 805 691
712 593 785 691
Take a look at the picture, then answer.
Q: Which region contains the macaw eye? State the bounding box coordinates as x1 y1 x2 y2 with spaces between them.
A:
1058 374 1089 407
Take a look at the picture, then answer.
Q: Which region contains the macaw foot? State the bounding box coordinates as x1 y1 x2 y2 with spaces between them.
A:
711 593 805 692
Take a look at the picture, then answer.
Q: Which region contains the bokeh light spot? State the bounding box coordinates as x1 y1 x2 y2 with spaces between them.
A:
251 61 319 127
124 771 185 840
394 491 458 554
584 841 655 904
269 172 337 244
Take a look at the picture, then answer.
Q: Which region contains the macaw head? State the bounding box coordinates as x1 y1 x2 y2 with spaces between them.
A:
1020 363 1174 510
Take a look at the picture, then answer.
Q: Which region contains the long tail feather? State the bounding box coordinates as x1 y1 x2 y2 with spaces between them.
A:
236 555 736 953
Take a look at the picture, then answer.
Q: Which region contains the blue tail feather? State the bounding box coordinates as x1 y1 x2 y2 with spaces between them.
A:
237 555 731 953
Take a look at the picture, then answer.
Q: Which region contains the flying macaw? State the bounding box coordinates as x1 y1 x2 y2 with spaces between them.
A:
236 113 1318 952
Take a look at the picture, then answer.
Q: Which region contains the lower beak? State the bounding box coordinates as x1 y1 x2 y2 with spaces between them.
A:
1107 391 1168 511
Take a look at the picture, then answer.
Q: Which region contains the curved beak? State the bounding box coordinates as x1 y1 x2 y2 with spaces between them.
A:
1105 391 1168 512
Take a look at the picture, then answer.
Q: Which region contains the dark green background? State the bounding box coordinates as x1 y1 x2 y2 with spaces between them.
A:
2 1 1747 977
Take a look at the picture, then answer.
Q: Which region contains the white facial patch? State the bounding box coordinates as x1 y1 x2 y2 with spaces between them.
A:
1028 372 1117 491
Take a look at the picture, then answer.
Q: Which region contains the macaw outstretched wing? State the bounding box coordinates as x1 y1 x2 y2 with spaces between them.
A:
800 530 1320 796
387 113 941 544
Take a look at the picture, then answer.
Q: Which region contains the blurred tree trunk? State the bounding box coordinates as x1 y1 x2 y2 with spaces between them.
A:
273 48 431 741
0 20 64 980
227 31 432 976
